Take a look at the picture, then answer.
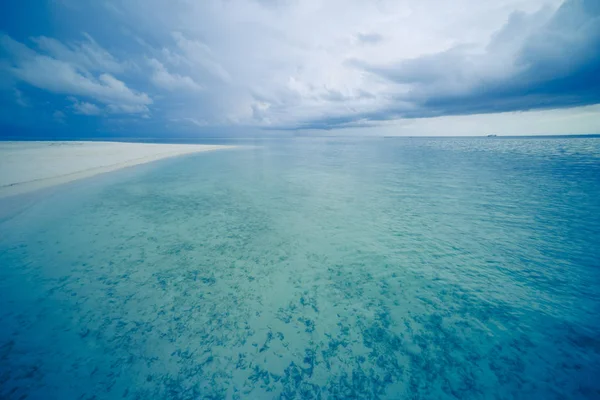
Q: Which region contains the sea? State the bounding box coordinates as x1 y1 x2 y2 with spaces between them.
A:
1 136 599 399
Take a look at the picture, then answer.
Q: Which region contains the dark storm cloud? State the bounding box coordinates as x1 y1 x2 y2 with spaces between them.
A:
329 0 600 128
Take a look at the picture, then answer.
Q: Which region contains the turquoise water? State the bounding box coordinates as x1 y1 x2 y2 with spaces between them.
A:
1 137 599 399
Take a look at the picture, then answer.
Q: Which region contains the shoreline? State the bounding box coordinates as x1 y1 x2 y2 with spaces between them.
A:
0 141 235 198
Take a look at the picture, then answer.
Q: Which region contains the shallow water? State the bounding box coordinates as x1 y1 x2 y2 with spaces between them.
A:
1 137 599 399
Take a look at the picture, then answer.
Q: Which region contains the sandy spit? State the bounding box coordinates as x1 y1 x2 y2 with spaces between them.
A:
0 141 234 198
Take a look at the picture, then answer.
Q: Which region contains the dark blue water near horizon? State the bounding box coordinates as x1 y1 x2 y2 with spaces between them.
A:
1 136 600 399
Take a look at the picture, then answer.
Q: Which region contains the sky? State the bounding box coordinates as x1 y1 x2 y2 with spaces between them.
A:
0 0 599 138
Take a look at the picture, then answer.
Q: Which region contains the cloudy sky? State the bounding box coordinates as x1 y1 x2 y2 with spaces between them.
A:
1 0 599 137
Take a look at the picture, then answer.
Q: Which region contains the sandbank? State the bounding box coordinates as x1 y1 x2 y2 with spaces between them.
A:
0 141 233 198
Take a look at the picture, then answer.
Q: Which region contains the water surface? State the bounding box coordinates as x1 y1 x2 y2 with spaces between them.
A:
1 137 599 399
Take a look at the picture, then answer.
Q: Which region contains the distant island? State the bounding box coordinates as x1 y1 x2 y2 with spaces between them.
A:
487 134 498 137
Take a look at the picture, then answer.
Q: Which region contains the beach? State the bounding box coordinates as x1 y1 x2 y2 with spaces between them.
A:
0 141 233 198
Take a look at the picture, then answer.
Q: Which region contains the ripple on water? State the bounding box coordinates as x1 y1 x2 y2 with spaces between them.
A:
1 138 599 399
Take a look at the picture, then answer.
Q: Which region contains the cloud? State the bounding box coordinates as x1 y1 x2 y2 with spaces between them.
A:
0 34 151 114
70 99 102 115
170 32 232 84
356 33 384 45
1 0 598 135
178 117 209 127
106 103 150 115
344 0 600 126
148 58 203 91
31 33 127 74
14 88 29 107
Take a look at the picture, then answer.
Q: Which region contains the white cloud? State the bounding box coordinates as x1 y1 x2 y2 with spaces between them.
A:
71 99 102 115
3 0 598 134
106 103 150 115
170 32 232 84
148 58 203 91
102 0 570 128
31 33 127 75
1 34 151 115
178 117 209 127
346 105 600 137
14 88 29 107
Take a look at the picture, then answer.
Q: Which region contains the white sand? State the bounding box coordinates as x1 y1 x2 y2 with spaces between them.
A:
0 141 233 198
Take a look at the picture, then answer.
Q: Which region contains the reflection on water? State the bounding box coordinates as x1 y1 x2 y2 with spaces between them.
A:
1 137 600 399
